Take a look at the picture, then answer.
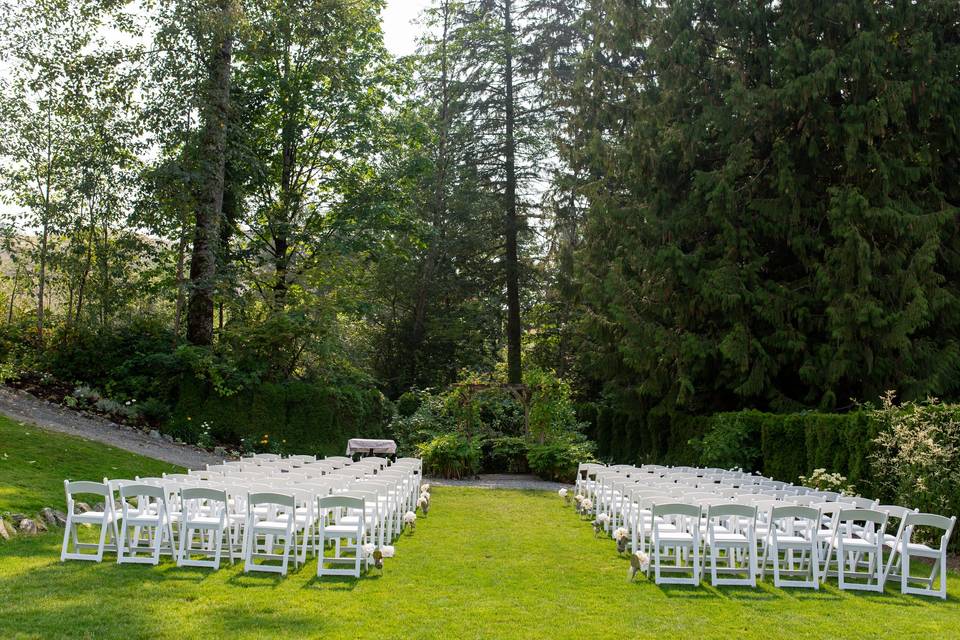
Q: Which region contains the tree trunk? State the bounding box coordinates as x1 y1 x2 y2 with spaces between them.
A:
273 38 296 309
409 0 452 376
173 221 189 340
186 0 233 346
503 0 522 384
7 263 20 325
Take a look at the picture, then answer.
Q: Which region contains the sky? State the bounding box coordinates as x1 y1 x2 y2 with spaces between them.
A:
381 0 433 57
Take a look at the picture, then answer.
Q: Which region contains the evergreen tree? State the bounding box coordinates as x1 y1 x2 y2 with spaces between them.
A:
570 0 960 413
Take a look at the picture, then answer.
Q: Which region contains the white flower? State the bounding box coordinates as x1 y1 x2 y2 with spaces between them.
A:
581 498 593 511
558 488 568 498
635 551 649 569
362 543 376 556
613 527 629 542
420 491 430 502
596 513 610 525
380 545 395 558
574 494 584 503
403 511 417 525
420 483 430 493
417 496 428 508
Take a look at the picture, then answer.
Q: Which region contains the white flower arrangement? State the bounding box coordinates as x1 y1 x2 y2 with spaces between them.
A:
403 510 417 531
581 498 593 511
628 551 650 581
614 527 630 553
596 513 611 525
558 488 568 498
420 483 431 493
420 491 431 502
362 543 376 556
380 545 395 558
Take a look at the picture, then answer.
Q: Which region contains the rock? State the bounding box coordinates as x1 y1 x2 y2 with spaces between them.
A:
213 446 228 458
18 519 38 535
149 429 161 439
174 438 184 445
9 513 28 524
34 518 47 532
40 507 58 527
53 510 67 526
92 502 105 513
74 502 91 514
0 519 11 540
161 433 174 443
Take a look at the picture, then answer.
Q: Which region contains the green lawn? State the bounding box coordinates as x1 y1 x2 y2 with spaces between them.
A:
1 420 959 639
0 416 182 516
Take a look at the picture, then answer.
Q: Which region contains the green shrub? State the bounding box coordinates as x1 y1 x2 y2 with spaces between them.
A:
484 436 529 473
871 393 960 547
396 391 421 417
417 433 481 479
690 411 763 471
171 375 391 455
388 393 455 456
137 398 171 427
527 437 596 483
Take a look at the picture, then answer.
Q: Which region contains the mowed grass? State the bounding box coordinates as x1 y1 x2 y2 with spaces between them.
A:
0 422 959 639
0 416 182 516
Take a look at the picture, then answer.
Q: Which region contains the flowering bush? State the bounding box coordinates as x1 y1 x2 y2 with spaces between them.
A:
798 468 855 495
871 393 960 540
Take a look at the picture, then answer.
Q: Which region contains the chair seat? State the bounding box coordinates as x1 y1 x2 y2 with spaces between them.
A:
896 541 939 557
183 516 222 527
708 532 747 544
656 532 694 543
837 537 878 551
125 514 165 526
323 524 363 536
773 535 810 545
73 511 112 523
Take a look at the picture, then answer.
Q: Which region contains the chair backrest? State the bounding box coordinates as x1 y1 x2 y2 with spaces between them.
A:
707 503 757 520
318 494 365 511
771 505 820 523
120 483 166 500
651 502 701 519
905 512 956 533
64 480 110 498
248 492 295 508
838 508 888 525
181 487 228 503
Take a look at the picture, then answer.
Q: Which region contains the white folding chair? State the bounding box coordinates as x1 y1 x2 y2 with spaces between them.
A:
887 512 956 599
650 503 701 585
317 493 367 578
761 505 821 589
822 508 888 592
60 480 121 562
243 492 298 575
703 504 758 587
177 487 234 569
117 483 175 565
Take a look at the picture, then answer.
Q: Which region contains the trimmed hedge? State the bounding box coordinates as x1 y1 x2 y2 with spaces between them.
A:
169 376 392 456
580 403 882 496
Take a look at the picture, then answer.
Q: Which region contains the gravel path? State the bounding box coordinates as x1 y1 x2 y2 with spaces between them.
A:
0 386 220 470
426 473 570 491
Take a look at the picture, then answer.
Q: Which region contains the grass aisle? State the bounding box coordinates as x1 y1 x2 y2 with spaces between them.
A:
1 421 959 639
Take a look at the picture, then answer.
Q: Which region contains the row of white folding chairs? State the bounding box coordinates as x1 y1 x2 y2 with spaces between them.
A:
61 481 379 576
61 465 421 576
601 494 955 598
